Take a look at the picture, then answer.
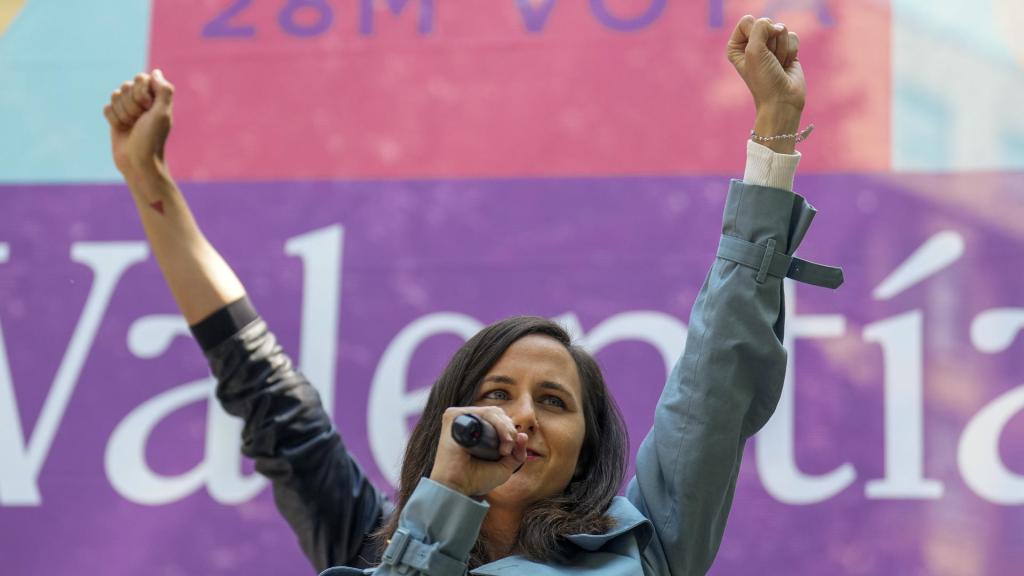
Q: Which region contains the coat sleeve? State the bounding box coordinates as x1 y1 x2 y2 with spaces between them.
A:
369 478 490 576
626 180 843 576
195 298 392 572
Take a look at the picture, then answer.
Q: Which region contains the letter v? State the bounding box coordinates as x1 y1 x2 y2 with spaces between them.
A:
515 0 558 33
0 241 148 505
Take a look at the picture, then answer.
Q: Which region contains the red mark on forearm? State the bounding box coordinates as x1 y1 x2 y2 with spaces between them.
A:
149 200 165 215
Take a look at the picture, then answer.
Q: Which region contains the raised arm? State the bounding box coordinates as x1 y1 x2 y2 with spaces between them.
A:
103 70 243 324
626 17 843 575
104 71 390 571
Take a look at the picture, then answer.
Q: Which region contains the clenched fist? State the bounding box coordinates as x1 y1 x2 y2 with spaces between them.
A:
103 70 175 178
429 406 528 498
727 15 804 113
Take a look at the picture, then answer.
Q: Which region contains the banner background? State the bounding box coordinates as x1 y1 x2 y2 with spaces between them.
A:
1 1 1022 575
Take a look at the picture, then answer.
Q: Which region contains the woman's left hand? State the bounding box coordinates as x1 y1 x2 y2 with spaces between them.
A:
727 15 805 113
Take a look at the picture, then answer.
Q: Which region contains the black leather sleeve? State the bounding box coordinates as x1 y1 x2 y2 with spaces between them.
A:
192 298 393 572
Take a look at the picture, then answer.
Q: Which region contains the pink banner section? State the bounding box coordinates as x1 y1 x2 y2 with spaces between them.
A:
147 0 889 180
1 174 1022 575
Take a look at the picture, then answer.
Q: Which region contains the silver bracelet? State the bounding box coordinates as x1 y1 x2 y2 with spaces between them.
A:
750 123 815 144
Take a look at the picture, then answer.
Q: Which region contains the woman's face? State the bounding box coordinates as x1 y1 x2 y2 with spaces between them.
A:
473 334 587 508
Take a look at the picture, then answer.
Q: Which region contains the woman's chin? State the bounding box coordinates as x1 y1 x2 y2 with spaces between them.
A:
487 470 568 508
487 474 542 507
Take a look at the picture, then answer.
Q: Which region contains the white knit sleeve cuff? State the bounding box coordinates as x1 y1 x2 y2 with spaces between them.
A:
742 139 801 192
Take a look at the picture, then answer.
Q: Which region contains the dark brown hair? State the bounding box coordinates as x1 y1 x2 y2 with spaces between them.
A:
372 316 629 568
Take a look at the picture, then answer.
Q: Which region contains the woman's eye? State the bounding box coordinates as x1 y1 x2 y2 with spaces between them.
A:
483 389 509 401
541 395 566 408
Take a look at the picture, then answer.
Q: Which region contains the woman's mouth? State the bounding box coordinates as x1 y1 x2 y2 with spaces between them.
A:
526 450 542 461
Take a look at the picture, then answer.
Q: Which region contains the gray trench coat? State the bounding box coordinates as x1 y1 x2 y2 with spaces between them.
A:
197 180 842 576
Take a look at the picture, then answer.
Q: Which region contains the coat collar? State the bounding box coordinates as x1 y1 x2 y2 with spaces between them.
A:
471 496 653 575
564 496 652 552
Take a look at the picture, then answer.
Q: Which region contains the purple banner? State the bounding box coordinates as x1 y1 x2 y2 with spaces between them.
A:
1 174 1022 575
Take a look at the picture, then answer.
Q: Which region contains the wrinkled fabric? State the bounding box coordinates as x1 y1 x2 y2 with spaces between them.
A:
204 318 393 572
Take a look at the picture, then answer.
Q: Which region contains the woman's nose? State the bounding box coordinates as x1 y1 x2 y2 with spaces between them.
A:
508 397 537 432
514 421 536 432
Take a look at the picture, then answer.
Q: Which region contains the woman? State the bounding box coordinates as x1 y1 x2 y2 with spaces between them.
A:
103 15 841 576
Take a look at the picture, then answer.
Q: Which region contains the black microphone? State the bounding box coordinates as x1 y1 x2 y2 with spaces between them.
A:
451 414 501 461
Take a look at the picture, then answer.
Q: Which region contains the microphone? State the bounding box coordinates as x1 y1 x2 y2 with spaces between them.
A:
451 414 501 461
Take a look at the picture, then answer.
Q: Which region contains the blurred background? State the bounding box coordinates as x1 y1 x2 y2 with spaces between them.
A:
1 0 1022 574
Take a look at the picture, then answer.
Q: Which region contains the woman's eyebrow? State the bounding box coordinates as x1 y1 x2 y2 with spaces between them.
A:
482 375 578 401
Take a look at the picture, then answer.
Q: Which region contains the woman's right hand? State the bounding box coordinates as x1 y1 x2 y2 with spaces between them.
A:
103 70 175 180
429 406 528 497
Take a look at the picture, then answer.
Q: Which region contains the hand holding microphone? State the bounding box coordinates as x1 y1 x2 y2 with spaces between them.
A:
429 407 528 497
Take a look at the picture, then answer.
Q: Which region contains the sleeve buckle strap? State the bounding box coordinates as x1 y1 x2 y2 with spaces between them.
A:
381 528 467 575
716 234 844 289
381 529 411 566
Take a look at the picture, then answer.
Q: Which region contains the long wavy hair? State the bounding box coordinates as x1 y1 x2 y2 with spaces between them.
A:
372 316 629 568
